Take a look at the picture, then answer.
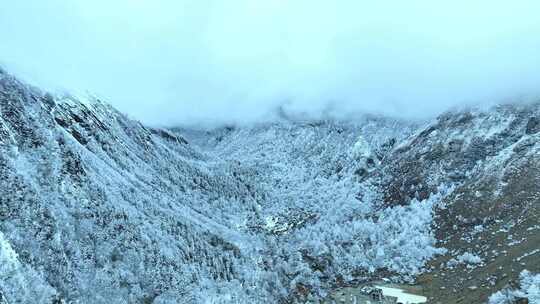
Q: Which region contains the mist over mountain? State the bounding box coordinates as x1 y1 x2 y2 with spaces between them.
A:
2 1 540 126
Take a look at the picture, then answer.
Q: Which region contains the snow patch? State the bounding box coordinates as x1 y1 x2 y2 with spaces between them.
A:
374 285 427 304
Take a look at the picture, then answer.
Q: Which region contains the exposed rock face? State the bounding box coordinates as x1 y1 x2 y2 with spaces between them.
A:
525 116 540 135
0 69 538 304
379 105 540 206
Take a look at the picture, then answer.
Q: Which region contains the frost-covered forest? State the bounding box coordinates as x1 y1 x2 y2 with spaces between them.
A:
1 68 539 303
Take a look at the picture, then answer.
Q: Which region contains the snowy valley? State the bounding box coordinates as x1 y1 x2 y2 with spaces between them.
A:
0 68 539 303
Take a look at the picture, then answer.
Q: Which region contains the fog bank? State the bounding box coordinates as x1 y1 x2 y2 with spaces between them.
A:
1 1 539 126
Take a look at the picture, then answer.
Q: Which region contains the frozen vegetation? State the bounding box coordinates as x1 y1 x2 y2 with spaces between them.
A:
488 270 540 304
1 68 539 303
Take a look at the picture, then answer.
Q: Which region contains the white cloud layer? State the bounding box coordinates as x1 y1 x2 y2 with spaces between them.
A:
1 1 540 125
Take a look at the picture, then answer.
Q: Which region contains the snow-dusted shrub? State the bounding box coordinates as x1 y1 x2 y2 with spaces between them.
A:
446 252 484 270
488 270 540 304
457 252 483 264
0 232 57 303
351 135 375 160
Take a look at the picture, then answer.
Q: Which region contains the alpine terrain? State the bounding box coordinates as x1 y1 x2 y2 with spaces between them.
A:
0 68 539 303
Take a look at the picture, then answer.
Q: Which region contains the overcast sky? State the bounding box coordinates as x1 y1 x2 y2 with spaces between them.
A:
1 1 540 126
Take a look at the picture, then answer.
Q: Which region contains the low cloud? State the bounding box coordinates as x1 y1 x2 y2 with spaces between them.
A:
1 1 540 126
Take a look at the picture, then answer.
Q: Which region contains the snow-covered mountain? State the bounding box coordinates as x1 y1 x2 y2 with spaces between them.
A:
0 68 538 303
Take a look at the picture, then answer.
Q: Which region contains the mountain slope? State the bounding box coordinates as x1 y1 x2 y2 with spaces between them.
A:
403 106 540 303
0 69 267 303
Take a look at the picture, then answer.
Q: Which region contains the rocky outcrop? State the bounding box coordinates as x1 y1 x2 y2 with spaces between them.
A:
378 103 540 206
